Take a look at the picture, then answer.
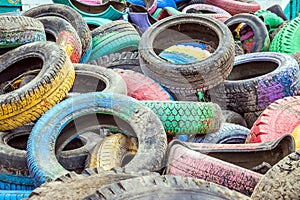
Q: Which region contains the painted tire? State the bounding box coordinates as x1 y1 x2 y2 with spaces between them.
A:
89 20 140 61
114 69 174 101
0 190 31 199
88 51 142 73
266 4 288 21
27 92 167 186
139 14 234 96
221 110 247 127
83 175 251 199
83 17 112 31
22 4 92 63
270 16 300 54
182 3 231 16
0 16 46 48
87 133 138 170
66 64 127 98
27 168 155 200
37 16 82 63
251 150 300 200
292 124 300 150
225 13 270 52
142 101 222 135
191 123 250 144
209 52 300 113
204 0 260 15
0 41 75 131
248 96 300 143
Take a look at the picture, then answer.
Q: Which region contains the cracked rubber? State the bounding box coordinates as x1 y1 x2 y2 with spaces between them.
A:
251 150 300 200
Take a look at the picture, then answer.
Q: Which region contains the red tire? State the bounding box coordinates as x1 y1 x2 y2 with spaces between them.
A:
114 69 173 101
204 0 260 15
247 96 300 143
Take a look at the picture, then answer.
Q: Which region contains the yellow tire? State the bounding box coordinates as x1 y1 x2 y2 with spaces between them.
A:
0 41 75 131
292 124 300 150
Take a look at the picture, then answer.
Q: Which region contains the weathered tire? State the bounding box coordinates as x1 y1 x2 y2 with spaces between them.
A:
37 16 82 63
89 20 140 61
28 168 155 200
0 41 75 131
66 64 127 98
251 150 300 200
191 123 250 144
0 16 46 48
83 175 251 200
243 111 262 129
27 92 167 186
209 52 300 113
221 110 247 127
204 0 260 15
0 190 31 199
182 3 231 16
88 51 142 73
139 14 235 96
142 100 222 135
225 13 270 52
114 69 174 101
87 133 138 170
269 21 288 42
266 4 288 21
22 4 92 63
248 96 300 143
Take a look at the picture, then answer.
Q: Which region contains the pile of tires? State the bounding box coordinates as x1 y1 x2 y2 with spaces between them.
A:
0 0 299 199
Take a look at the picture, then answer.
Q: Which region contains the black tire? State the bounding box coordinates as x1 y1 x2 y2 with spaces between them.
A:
0 41 75 131
209 52 300 113
0 16 46 48
0 124 101 189
88 52 142 73
191 123 250 144
27 92 167 186
83 175 251 200
22 4 92 62
266 4 288 21
222 110 247 127
177 0 206 11
36 16 82 63
243 111 262 129
139 14 235 95
66 64 127 98
28 168 155 200
251 150 300 200
225 13 270 52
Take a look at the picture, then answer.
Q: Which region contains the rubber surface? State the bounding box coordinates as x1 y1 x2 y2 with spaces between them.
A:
0 16 46 48
0 41 75 131
83 175 250 199
142 101 222 135
27 92 167 186
221 110 247 127
0 190 31 199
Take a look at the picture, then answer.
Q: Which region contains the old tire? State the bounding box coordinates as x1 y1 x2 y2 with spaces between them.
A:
209 52 300 113
0 41 75 131
22 3 92 63
224 13 270 52
0 16 46 48
251 150 300 200
221 110 247 127
83 175 250 200
37 16 82 63
139 14 235 94
27 92 167 186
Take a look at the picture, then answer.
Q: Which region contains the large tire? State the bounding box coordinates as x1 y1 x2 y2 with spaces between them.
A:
247 96 300 143
142 100 222 135
251 150 300 200
209 52 300 113
204 0 260 15
114 69 174 101
224 13 270 53
22 4 92 63
28 168 155 200
0 16 46 48
66 64 127 98
89 20 140 61
27 92 167 186
0 41 75 131
139 14 235 96
88 51 142 73
37 16 82 63
83 175 251 199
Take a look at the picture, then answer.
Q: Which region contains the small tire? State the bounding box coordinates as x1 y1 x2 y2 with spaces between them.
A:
0 16 46 48
221 110 247 127
27 92 167 186
0 41 75 131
